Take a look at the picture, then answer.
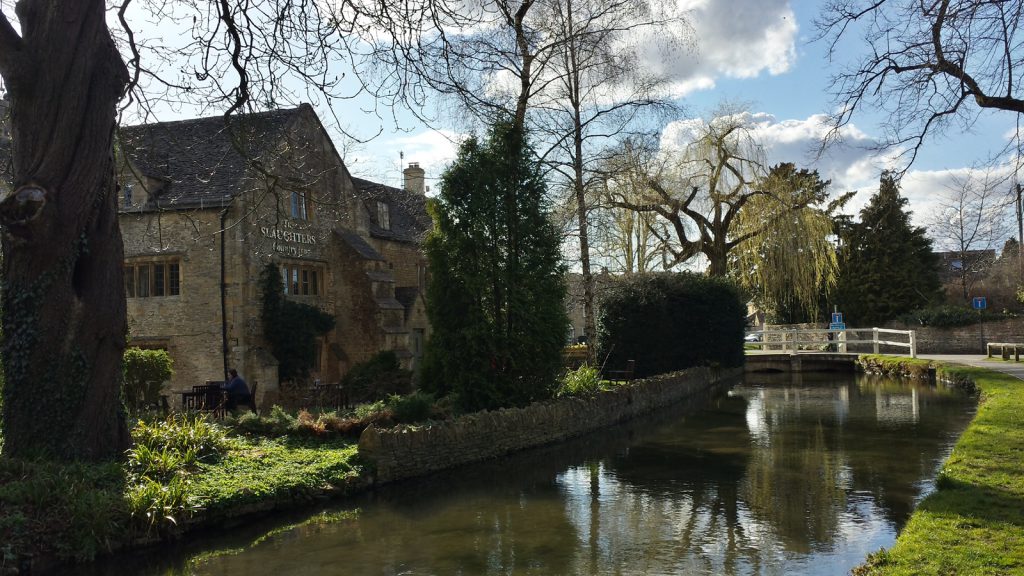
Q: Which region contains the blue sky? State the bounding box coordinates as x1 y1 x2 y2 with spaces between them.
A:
9 0 1001 247
343 0 1019 241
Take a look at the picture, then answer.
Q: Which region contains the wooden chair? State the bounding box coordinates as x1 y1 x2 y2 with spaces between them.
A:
234 380 258 415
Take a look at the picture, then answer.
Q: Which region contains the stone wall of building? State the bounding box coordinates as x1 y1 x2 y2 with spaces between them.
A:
121 209 226 405
358 366 743 484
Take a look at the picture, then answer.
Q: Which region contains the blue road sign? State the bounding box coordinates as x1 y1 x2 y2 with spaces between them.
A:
831 312 843 324
829 322 846 331
972 296 987 310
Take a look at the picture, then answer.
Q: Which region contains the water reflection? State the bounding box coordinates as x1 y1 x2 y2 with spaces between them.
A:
73 374 975 576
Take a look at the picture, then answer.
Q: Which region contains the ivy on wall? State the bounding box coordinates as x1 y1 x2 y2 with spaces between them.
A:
260 264 335 381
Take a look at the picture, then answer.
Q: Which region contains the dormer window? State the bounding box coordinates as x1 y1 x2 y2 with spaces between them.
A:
377 201 390 230
290 191 308 220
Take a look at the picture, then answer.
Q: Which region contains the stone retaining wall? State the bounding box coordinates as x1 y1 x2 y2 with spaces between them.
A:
358 366 742 484
882 317 1024 354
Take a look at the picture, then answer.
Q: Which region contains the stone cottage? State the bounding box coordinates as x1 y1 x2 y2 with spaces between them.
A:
117 104 431 403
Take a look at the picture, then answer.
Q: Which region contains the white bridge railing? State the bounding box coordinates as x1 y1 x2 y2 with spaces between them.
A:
745 328 917 359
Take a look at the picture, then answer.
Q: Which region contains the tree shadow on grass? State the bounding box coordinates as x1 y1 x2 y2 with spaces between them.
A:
920 475 1024 529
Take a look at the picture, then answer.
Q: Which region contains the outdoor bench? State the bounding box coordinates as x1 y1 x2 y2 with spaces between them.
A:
986 342 1023 362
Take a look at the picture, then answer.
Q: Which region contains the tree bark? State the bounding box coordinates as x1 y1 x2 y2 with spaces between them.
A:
0 1 129 460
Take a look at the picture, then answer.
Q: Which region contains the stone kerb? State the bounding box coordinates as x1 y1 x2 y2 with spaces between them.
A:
359 366 742 484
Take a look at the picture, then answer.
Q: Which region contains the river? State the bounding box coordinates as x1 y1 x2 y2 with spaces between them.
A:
78 372 977 576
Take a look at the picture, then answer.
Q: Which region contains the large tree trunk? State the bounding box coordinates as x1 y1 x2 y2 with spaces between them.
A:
0 1 129 460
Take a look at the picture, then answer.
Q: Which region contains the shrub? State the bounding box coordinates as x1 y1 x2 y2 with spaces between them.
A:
123 347 173 412
897 304 1016 328
596 272 746 379
342 351 412 404
295 410 328 436
129 414 227 459
557 365 601 397
125 415 227 532
387 392 435 423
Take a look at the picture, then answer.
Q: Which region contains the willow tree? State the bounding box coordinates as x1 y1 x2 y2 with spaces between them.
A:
732 164 851 322
593 138 669 275
611 113 841 277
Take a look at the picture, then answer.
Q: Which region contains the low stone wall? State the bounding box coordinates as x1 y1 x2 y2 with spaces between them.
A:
358 366 742 484
882 317 1024 354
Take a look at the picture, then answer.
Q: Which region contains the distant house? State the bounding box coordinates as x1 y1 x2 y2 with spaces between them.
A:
935 249 997 302
116 104 432 401
935 249 997 283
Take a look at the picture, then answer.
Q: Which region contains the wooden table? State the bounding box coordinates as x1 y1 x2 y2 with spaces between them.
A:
181 384 226 417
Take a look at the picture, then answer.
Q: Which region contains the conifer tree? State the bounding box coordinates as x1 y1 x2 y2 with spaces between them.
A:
421 121 568 412
833 173 942 325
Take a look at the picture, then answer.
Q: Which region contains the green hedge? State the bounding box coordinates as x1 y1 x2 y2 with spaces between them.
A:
896 304 1018 328
596 272 745 378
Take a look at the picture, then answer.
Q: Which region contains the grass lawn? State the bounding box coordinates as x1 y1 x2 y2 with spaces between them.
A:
855 362 1024 575
0 415 362 569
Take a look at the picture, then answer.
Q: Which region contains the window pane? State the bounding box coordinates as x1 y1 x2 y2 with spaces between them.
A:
281 266 289 294
310 270 319 296
291 268 299 295
291 191 307 219
153 264 165 296
168 262 180 296
301 269 310 295
124 266 135 298
137 265 150 297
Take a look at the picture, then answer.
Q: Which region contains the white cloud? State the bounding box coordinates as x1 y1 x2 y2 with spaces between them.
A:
349 128 464 193
649 0 798 96
656 111 1022 234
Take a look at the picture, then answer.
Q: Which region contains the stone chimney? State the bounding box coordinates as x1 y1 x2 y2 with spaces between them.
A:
403 162 425 195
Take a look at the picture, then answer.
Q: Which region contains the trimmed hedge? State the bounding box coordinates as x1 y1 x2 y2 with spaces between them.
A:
596 272 745 378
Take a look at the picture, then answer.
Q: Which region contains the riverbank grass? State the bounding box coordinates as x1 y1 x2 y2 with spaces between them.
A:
0 415 362 569
856 363 1024 575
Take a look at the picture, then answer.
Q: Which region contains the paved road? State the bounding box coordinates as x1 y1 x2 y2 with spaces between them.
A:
919 354 1024 381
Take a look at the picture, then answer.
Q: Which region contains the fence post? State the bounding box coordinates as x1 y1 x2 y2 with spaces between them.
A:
873 327 880 355
909 330 917 359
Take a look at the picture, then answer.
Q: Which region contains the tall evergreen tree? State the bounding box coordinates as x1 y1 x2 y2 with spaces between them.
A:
421 121 568 412
834 173 942 325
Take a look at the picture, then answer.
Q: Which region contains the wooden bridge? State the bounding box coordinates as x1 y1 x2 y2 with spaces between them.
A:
745 327 917 358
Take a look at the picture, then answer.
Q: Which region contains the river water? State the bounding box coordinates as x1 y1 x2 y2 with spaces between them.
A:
80 372 976 576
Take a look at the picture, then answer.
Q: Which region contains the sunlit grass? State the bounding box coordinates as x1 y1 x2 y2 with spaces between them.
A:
854 364 1024 575
0 415 362 568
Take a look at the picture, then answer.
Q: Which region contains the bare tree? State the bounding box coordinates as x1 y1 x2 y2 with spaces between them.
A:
817 0 1024 166
927 170 1010 301
530 0 685 355
592 163 666 275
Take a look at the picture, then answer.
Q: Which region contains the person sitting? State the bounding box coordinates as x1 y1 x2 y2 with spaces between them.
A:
222 369 250 411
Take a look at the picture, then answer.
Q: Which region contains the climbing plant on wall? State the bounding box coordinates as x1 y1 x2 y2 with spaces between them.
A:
260 264 335 381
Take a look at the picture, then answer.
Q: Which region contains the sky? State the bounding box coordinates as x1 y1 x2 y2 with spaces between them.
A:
3 0 1010 249
340 0 1020 248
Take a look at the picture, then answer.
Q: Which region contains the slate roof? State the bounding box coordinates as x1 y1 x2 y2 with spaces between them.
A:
336 229 385 261
119 106 307 209
119 106 432 247
350 177 432 244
